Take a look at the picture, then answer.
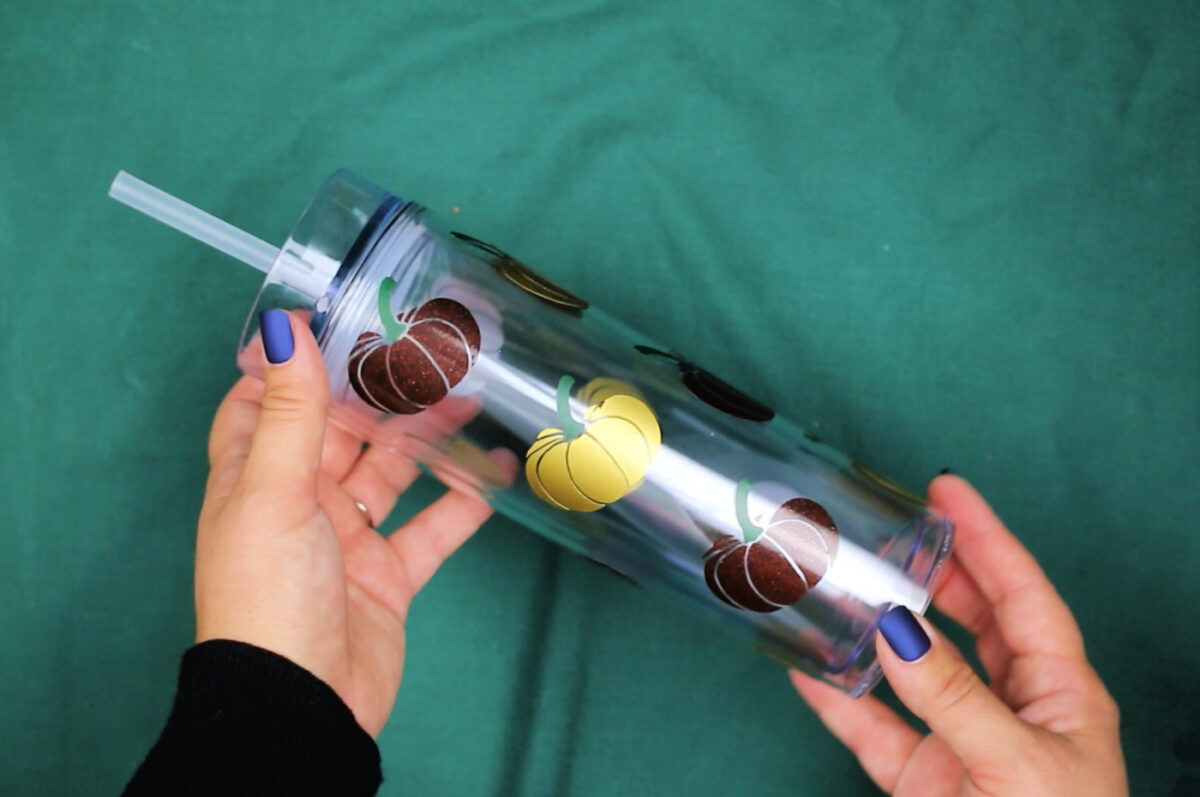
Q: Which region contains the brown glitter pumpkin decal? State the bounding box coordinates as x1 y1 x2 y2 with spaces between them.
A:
703 480 837 612
348 278 482 414
635 346 775 423
451 231 589 314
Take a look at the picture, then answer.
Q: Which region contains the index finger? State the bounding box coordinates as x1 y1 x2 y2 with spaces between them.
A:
929 475 1084 662
207 376 265 472
789 670 922 793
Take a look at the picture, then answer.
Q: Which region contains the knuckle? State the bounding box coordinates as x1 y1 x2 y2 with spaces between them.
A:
929 662 981 717
965 606 995 636
241 460 315 497
205 461 242 499
1075 666 1121 728
259 387 312 422
1107 693 1121 725
227 478 315 523
1011 725 1047 761
1094 683 1121 727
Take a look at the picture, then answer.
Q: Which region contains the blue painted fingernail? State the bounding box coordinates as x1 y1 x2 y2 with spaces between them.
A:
260 310 294 364
879 606 931 662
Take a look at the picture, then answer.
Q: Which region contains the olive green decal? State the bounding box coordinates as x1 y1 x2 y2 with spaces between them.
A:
851 461 924 505
635 345 775 422
451 231 589 314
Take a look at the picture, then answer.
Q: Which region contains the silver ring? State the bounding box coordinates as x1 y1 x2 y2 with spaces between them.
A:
353 499 375 529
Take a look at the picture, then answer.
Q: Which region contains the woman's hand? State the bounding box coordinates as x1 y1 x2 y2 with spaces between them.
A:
195 310 512 737
792 474 1127 796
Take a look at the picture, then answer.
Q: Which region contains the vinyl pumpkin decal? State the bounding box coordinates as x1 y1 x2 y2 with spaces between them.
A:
851 461 924 505
348 278 482 414
703 480 838 612
526 375 661 511
634 345 775 422
451 231 589 314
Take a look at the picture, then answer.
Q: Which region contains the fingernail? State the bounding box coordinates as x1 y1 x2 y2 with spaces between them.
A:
938 467 954 475
878 606 931 662
260 310 294 364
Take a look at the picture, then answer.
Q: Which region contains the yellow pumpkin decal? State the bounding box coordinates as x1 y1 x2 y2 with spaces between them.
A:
526 375 661 511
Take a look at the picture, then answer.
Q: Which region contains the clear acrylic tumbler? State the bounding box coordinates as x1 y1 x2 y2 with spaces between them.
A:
128 168 955 696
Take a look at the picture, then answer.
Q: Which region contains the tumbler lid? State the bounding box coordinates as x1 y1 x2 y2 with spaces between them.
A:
259 169 398 312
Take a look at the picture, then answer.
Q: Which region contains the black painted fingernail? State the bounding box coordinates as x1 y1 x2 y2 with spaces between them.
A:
260 310 294 364
938 467 953 475
878 606 931 662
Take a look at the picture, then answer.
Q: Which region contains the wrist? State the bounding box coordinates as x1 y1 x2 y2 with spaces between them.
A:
125 640 380 795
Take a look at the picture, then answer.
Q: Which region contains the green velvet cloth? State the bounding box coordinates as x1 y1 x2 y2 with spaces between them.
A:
1 1 1196 794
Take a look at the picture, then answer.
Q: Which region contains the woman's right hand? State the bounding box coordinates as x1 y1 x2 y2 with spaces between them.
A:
792 475 1127 796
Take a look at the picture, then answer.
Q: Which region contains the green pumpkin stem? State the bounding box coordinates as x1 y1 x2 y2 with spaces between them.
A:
378 278 408 342
555 375 586 440
735 479 762 543
634 344 677 362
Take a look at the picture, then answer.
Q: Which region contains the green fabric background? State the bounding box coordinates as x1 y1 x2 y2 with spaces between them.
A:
1 1 1197 794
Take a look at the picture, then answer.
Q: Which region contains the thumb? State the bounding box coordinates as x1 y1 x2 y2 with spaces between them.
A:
875 606 1033 771
241 310 330 494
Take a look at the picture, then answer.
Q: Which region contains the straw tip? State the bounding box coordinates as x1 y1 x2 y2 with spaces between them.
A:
106 169 279 274
108 170 136 198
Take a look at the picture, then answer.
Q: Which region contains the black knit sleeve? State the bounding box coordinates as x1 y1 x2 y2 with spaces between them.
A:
124 640 382 796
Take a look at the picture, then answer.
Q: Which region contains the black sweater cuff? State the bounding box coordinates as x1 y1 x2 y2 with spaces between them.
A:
124 640 381 796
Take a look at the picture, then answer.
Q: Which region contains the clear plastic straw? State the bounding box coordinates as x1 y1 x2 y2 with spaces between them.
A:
108 171 278 273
